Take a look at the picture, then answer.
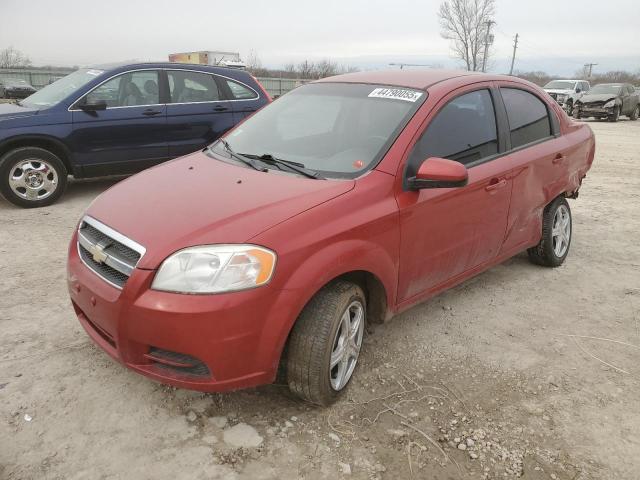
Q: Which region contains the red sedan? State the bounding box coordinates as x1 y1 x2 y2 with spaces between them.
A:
67 70 595 405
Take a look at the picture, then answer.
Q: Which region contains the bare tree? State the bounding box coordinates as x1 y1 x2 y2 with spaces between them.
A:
574 65 591 80
245 49 262 74
314 59 339 78
0 46 32 68
438 0 495 71
513 70 556 87
297 60 315 79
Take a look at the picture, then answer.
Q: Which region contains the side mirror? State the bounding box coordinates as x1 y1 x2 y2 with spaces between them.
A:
408 157 468 190
576 88 581 93
79 99 107 111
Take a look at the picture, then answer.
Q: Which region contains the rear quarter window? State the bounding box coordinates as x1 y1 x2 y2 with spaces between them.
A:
225 79 258 100
500 88 552 149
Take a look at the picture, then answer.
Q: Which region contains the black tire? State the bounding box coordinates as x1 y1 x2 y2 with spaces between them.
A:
565 100 573 116
0 147 68 208
608 106 620 122
630 105 639 121
287 281 366 405
573 109 581 120
527 196 572 267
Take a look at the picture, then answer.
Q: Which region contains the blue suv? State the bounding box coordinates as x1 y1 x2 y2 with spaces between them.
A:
0 63 271 207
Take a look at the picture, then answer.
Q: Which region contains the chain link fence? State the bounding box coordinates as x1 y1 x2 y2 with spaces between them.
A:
0 68 308 98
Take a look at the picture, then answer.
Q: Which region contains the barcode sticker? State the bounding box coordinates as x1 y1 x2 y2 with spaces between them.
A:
368 88 423 102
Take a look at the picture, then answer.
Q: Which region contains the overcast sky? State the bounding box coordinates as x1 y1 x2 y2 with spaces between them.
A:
1 0 638 75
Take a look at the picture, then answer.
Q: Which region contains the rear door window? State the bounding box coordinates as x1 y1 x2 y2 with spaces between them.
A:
408 89 498 169
500 88 552 149
167 70 220 103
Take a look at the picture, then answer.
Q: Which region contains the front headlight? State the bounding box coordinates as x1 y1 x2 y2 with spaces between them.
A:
603 100 616 108
152 245 276 294
557 94 567 102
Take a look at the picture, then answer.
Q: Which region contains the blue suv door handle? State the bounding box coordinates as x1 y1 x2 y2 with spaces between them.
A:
213 105 229 112
142 108 163 116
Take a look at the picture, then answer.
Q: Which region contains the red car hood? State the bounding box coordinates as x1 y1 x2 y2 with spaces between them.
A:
86 151 355 269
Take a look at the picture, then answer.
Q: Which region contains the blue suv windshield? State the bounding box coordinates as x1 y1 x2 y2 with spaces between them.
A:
21 68 104 108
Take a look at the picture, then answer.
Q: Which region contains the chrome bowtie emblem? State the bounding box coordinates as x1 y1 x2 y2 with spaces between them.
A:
88 243 108 264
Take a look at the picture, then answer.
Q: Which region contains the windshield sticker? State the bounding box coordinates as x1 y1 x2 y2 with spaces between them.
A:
86 70 104 76
368 88 423 102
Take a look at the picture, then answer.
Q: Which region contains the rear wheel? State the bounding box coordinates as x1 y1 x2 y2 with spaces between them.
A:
0 147 67 208
528 196 572 267
630 105 639 121
286 281 366 405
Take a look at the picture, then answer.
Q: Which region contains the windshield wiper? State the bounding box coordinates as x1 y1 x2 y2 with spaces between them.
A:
216 140 266 172
240 153 324 179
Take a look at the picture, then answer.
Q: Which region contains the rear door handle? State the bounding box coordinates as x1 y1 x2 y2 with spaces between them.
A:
552 153 566 164
485 178 507 192
142 109 162 116
213 105 229 112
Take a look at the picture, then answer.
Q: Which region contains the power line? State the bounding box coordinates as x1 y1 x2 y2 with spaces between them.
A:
388 63 433 70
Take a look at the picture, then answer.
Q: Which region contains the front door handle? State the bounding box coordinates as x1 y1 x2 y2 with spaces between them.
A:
552 153 566 164
142 109 162 116
213 105 229 112
485 178 507 192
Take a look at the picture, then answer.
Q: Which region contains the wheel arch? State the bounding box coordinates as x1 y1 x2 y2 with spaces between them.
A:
0 135 75 176
264 240 397 382
272 268 390 385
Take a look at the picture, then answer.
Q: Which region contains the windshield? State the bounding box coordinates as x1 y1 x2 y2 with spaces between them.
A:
21 68 104 108
209 83 424 178
588 84 622 95
544 81 576 90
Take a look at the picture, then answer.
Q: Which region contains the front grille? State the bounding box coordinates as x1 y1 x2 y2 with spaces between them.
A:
582 101 605 108
79 244 130 287
77 217 145 289
146 348 211 378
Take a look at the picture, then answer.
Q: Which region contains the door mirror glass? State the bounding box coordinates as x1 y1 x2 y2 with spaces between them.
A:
408 157 468 190
576 87 581 93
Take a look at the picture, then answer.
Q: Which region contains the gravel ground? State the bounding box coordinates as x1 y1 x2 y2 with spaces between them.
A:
1 119 639 480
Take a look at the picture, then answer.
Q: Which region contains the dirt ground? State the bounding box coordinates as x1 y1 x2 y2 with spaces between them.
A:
1 119 639 480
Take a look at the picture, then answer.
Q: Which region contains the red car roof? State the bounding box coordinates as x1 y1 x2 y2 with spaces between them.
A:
315 69 487 90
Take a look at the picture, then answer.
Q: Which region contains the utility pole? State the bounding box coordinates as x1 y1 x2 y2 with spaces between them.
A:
481 20 495 73
583 63 598 78
509 33 519 75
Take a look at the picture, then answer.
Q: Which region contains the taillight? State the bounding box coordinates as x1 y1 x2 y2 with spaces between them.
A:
252 75 272 102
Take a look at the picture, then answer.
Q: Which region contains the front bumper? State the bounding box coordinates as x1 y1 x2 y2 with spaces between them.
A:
577 105 614 117
67 231 299 392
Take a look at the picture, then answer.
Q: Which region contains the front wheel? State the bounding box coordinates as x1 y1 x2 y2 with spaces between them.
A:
286 281 366 405
0 147 68 208
630 105 639 121
528 196 572 267
608 106 620 122
565 100 573 116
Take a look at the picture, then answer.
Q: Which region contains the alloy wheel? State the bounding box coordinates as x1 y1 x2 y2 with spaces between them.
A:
8 159 59 201
552 204 571 257
329 300 365 391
